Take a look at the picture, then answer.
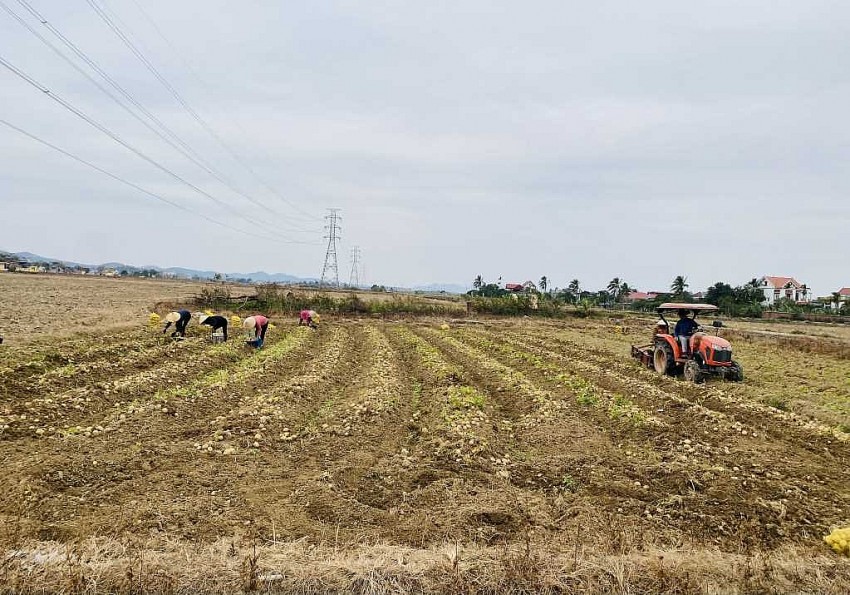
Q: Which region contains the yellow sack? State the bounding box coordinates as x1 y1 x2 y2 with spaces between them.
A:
825 527 850 556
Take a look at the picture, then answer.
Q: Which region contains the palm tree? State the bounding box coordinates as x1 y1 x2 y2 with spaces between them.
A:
607 277 621 302
568 279 580 295
670 275 688 298
832 292 842 311
539 276 548 293
473 275 483 290
619 282 632 302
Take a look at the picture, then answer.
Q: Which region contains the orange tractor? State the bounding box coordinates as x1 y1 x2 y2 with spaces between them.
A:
631 303 743 383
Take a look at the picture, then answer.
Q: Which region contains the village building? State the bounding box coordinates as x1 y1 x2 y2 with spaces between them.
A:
624 291 662 302
505 281 538 293
758 276 811 305
829 287 850 310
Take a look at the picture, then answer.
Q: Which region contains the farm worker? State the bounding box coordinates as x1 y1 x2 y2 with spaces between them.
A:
298 309 320 328
197 313 228 341
162 310 191 338
674 309 698 354
243 314 270 347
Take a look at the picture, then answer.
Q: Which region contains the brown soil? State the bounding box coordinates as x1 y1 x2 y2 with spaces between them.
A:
1 312 849 593
0 274 208 342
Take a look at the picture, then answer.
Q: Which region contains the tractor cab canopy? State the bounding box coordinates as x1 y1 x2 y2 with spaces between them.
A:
656 303 719 326
657 303 718 312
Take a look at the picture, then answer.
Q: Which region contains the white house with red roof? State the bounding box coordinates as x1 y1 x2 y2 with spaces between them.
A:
758 276 811 305
505 281 537 293
831 287 850 310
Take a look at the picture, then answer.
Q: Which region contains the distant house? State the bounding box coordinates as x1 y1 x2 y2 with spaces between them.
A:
0 261 9 272
829 287 850 310
758 276 811 305
624 291 662 302
692 291 705 301
505 281 538 293
99 268 118 277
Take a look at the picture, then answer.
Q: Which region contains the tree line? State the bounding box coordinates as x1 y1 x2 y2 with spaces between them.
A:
468 274 775 317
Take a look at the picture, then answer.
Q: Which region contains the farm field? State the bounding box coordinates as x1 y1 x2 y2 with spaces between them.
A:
0 274 210 343
1 312 849 593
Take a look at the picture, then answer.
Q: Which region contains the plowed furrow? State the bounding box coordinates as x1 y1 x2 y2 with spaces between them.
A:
516 328 849 452
455 326 847 546
0 327 322 541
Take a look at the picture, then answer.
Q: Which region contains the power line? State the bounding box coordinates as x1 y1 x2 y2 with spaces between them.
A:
87 0 322 223
10 0 319 234
0 117 316 244
349 246 361 288
0 52 310 242
320 209 342 288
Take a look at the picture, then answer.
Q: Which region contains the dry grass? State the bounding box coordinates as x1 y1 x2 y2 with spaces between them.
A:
4 537 850 594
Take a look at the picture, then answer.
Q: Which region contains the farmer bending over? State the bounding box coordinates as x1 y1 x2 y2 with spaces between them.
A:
298 309 320 328
198 313 228 341
674 309 698 354
243 314 270 347
163 310 191 338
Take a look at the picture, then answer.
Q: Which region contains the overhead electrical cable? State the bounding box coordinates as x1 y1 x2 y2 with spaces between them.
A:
88 0 323 223
0 52 313 242
11 0 319 234
0 117 319 245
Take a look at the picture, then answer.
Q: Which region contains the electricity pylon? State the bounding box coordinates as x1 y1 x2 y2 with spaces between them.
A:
319 208 341 288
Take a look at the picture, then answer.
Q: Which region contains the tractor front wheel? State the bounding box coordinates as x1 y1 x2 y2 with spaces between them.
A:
684 360 704 384
653 343 675 376
729 360 744 382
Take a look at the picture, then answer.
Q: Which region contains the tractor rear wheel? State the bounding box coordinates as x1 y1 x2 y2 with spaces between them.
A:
684 360 704 384
729 360 744 382
653 343 675 376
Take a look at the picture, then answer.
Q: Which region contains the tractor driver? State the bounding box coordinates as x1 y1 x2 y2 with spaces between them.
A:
674 309 698 354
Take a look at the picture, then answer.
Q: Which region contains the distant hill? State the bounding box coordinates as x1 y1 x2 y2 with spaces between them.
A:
2 250 316 284
411 283 469 294
2 250 467 291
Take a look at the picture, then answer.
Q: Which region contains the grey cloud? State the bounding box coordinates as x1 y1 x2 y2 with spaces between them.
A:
1 0 848 293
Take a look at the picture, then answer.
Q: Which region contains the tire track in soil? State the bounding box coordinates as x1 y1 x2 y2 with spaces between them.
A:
454 326 848 548
0 327 322 542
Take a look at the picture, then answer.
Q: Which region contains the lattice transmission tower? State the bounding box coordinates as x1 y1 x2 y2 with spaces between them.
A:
349 246 361 287
319 208 341 288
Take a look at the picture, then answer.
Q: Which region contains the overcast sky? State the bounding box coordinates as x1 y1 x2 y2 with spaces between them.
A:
1 1 848 293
